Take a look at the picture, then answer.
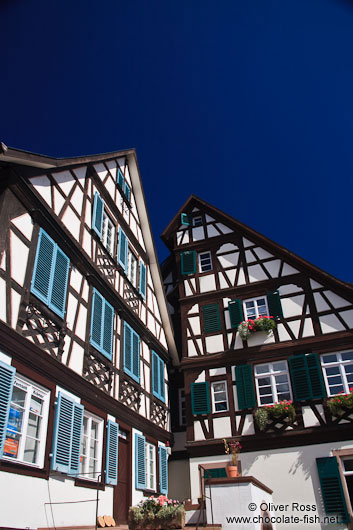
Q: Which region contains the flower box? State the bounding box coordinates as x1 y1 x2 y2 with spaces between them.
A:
326 390 353 417
237 316 276 340
254 400 296 431
128 496 185 530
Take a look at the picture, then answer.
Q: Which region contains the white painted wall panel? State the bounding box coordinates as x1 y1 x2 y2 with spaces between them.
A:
10 232 29 287
340 309 353 328
206 225 220 238
319 314 345 333
248 264 268 282
302 318 314 337
263 259 281 278
205 334 223 353
281 263 299 276
212 416 232 438
189 316 201 335
11 213 33 241
11 289 21 329
194 420 206 441
217 243 238 253
68 341 84 375
192 227 205 241
71 185 84 214
279 284 303 295
217 252 239 267
62 207 80 241
281 295 305 318
54 170 75 196
30 175 52 206
0 277 6 322
216 223 232 234
199 274 216 293
324 290 350 309
314 292 330 312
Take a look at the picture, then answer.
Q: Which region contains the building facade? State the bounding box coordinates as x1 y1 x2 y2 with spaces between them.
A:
162 195 353 529
0 144 178 529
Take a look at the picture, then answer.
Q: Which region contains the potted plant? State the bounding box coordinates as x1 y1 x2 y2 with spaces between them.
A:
326 388 353 417
237 316 276 340
255 400 296 431
223 438 242 477
128 495 185 530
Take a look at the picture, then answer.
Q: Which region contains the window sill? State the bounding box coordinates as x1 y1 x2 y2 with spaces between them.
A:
75 477 105 490
0 458 48 479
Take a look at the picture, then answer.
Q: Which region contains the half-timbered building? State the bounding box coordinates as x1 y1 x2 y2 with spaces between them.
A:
0 143 178 529
162 195 353 529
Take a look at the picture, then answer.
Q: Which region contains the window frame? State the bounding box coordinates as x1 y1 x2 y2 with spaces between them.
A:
101 210 115 256
145 441 156 491
79 410 104 481
198 251 213 273
321 350 353 396
192 216 203 227
127 247 138 288
243 296 269 320
2 374 50 468
211 381 229 413
254 361 292 406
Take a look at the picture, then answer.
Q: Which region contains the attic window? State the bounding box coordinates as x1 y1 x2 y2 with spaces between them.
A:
192 216 203 227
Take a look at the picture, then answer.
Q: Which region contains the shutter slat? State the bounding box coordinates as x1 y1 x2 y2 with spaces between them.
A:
266 290 283 320
102 301 114 360
132 331 140 383
202 304 221 333
191 382 210 415
288 355 312 401
181 251 196 275
92 192 104 237
0 361 16 459
235 365 256 410
90 290 103 350
124 323 132 373
316 457 349 523
31 229 55 304
228 299 244 329
106 420 119 485
50 247 70 317
52 393 73 473
159 357 165 402
118 228 128 271
159 446 168 494
70 403 84 476
307 354 326 399
135 433 146 490
152 351 159 396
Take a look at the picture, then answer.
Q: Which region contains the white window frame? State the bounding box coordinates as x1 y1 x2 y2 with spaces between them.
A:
178 388 186 426
198 251 212 273
192 216 203 227
3 375 50 468
145 441 156 491
127 247 138 287
79 411 104 481
211 381 229 413
321 350 353 396
254 361 292 406
101 210 115 256
243 296 269 320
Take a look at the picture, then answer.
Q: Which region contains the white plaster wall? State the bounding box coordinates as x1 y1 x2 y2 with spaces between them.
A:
281 295 305 318
11 212 33 241
0 472 114 529
0 276 7 322
213 416 232 438
10 231 29 287
199 274 216 293
205 334 223 353
319 314 345 333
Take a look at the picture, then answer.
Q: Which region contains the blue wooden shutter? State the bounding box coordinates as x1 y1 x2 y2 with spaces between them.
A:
191 382 210 415
159 446 168 494
0 361 16 459
135 433 146 490
316 457 349 523
202 304 221 333
159 357 165 402
90 289 103 351
139 261 146 300
181 213 190 226
102 300 114 360
124 182 131 202
228 299 244 329
152 351 159 397
266 290 283 320
49 247 70 318
117 168 124 188
51 392 83 475
123 322 132 374
92 192 104 237
181 251 196 275
235 365 256 410
132 331 140 383
118 228 128 271
31 229 55 305
106 420 119 485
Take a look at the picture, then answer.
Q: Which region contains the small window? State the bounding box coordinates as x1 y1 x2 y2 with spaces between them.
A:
102 211 115 256
146 442 156 490
3 375 50 467
243 296 268 320
178 388 186 426
199 251 212 272
211 381 229 412
80 411 103 481
193 216 203 227
127 248 138 287
254 361 292 405
321 351 353 396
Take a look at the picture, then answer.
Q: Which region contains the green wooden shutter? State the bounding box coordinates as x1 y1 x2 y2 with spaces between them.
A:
139 261 146 299
307 354 326 399
266 290 283 320
123 322 132 374
0 361 16 459
152 351 159 397
135 433 146 490
316 457 349 523
102 300 114 360
159 446 168 494
181 213 190 226
90 289 103 351
191 382 210 415
106 420 119 485
31 229 55 305
202 304 221 333
118 228 128 271
235 365 256 410
49 247 70 318
51 392 83 475
159 357 165 402
131 331 140 383
181 251 196 275
117 168 124 188
228 299 244 328
92 192 104 237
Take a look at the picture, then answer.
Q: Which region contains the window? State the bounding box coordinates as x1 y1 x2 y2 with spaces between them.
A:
152 351 165 402
79 412 103 481
211 381 228 412
193 216 203 227
123 322 140 383
321 351 353 396
127 248 138 287
243 296 268 320
139 261 146 299
3 374 50 467
198 251 212 272
31 228 70 318
117 168 131 203
92 192 116 255
90 288 114 360
254 361 292 405
178 388 186 426
146 442 156 490
102 211 115 256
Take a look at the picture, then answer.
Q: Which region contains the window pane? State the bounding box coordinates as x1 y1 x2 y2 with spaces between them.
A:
7 407 24 434
322 354 338 364
275 374 288 384
3 433 20 459
213 383 225 393
255 365 269 375
258 377 271 386
273 361 287 372
260 395 273 405
277 391 291 401
329 384 344 394
326 366 340 376
215 391 227 402
344 365 353 375
12 387 26 408
276 383 290 393
343 459 353 472
259 386 272 396
215 402 227 411
30 395 43 415
327 375 343 386
27 413 41 438
342 351 353 362
23 437 39 464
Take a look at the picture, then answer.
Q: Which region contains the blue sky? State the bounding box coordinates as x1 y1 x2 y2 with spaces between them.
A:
1 0 353 281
